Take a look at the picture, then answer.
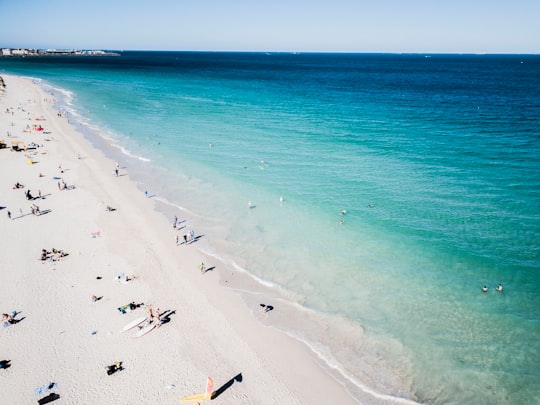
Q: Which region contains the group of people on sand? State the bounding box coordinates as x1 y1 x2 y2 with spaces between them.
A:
180 229 197 245
23 123 44 132
40 248 67 262
57 178 72 191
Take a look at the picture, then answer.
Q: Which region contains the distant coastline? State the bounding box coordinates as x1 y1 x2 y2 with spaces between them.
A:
0 48 120 57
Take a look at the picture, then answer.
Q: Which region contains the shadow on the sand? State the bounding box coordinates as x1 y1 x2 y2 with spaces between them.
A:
212 373 243 400
160 310 176 325
188 235 204 245
38 393 60 404
7 316 26 326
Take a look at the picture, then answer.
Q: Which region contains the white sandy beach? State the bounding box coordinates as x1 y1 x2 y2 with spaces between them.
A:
0 74 358 404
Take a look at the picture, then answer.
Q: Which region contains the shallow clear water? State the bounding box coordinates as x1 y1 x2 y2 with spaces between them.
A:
2 53 539 404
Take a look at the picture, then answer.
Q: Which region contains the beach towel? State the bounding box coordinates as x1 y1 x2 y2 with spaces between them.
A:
117 305 131 314
34 382 57 396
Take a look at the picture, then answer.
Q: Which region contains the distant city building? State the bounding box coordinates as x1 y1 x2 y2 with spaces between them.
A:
0 48 119 57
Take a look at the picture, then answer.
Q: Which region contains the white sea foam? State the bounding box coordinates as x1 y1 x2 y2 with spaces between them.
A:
231 261 276 288
285 330 419 405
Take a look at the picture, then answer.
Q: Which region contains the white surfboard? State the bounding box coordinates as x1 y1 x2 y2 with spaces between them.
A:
131 321 160 338
122 316 147 332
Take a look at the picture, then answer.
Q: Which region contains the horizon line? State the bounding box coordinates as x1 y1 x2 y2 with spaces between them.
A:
2 46 539 56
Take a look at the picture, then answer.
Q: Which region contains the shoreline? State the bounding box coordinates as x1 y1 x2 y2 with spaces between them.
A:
0 74 363 404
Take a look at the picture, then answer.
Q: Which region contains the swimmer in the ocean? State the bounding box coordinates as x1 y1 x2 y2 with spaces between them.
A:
496 284 503 292
482 285 488 292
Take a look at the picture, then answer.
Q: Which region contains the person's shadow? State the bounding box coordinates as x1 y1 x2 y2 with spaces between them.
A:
38 393 60 404
212 373 243 399
159 310 176 325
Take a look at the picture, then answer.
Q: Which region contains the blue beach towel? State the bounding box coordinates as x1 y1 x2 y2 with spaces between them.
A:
34 382 58 396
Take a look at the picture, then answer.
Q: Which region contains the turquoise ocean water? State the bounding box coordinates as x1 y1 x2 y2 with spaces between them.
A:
2 53 539 404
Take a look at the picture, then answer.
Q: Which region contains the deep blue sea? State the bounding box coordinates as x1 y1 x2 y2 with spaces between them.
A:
2 52 539 404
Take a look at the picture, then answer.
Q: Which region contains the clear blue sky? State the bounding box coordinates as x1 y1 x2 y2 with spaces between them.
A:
1 0 538 53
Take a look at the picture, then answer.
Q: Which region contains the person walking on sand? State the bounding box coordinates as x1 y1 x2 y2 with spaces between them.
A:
7 211 11 220
199 262 206 274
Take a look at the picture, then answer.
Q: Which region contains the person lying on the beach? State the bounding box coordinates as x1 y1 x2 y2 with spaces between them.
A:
260 304 274 313
51 248 65 256
40 249 51 261
117 302 143 314
2 313 15 324
106 362 123 375
12 182 24 189
2 312 18 327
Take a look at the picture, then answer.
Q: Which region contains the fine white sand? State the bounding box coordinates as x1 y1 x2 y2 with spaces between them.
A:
0 74 358 404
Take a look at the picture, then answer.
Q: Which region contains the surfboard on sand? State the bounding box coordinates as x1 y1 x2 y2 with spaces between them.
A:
180 392 207 402
131 321 160 338
180 392 215 402
122 316 147 332
181 376 215 402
